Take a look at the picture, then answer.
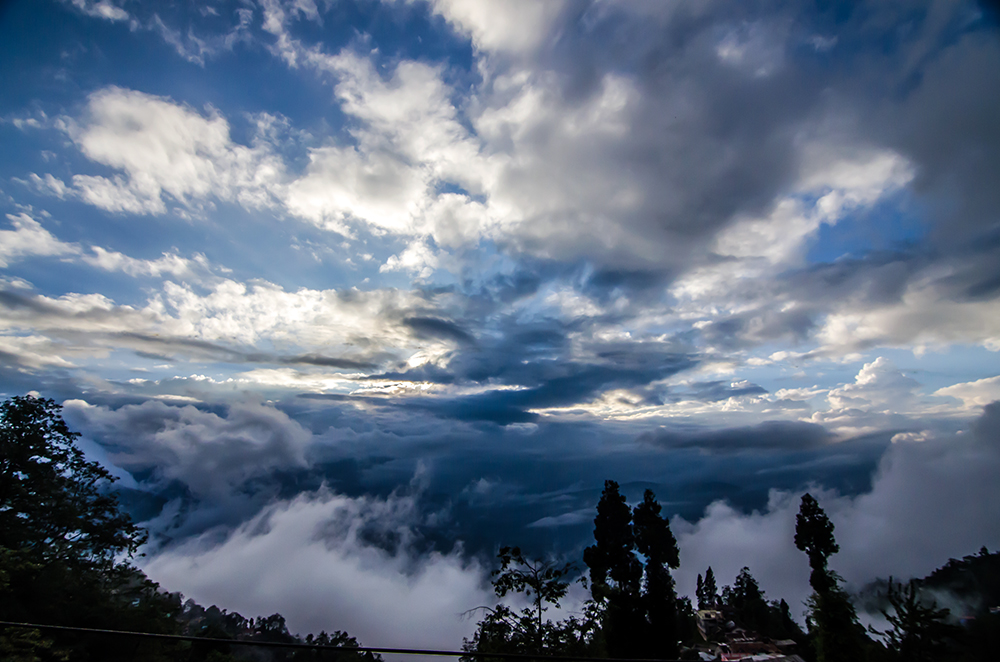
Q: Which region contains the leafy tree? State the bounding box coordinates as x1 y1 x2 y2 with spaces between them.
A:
675 596 699 644
0 395 377 662
463 546 600 661
298 630 382 662
0 395 145 566
489 546 575 653
869 578 958 662
0 395 179 660
584 481 642 596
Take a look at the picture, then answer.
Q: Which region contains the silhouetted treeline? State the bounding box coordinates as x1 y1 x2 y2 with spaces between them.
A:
0 395 379 662
465 481 1000 662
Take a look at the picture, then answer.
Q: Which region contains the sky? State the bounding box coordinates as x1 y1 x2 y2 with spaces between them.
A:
2 0 1000 650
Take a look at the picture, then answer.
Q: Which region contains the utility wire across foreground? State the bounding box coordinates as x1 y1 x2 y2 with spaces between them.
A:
0 621 687 662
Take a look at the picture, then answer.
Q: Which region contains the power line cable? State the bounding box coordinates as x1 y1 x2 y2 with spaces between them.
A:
0 621 686 662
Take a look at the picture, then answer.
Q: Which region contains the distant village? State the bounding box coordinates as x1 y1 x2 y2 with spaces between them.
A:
691 607 803 662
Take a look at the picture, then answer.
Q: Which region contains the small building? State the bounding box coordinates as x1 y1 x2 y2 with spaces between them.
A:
696 610 725 641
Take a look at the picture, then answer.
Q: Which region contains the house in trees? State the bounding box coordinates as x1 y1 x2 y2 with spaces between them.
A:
696 609 725 640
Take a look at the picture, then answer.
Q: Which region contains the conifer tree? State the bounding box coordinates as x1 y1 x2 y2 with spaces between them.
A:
794 493 866 662
584 482 683 658
584 481 642 658
699 566 718 609
633 489 681 659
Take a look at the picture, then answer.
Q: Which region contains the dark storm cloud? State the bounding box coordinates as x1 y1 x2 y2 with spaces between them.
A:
116 332 248 361
640 420 835 453
462 0 1000 342
785 250 924 306
410 360 689 424
402 316 476 345
378 332 697 423
479 1 839 269
696 307 818 349
873 26 1000 242
120 332 383 369
280 354 379 370
662 380 769 403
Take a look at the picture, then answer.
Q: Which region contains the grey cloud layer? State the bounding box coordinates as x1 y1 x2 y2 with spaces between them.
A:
674 402 1000 619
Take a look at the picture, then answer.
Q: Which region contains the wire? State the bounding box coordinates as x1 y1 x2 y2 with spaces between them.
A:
0 621 686 662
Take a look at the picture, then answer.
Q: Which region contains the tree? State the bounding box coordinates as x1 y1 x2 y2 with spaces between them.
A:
584 481 642 596
583 480 643 658
490 546 575 654
463 546 599 661
584 483 685 658
0 395 376 662
722 567 770 634
632 489 681 659
698 567 719 610
795 493 838 594
0 395 145 566
794 493 867 662
870 578 958 661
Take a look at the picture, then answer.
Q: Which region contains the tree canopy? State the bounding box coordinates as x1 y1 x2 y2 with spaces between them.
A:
795 493 866 662
0 395 377 662
462 546 600 661
795 493 839 594
0 395 144 566
583 482 685 659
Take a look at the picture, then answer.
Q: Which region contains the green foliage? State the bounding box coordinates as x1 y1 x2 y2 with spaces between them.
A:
805 580 870 662
0 396 145 566
583 481 644 658
633 490 681 659
0 627 64 662
715 567 806 644
721 567 769 632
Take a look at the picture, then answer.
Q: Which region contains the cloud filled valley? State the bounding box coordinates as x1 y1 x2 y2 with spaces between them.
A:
2 0 1000 651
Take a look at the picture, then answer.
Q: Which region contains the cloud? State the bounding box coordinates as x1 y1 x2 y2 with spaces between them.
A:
714 149 914 266
64 398 312 499
80 247 208 279
64 87 283 215
141 488 490 650
817 283 1000 353
65 0 129 22
935 375 1000 410
825 357 921 411
0 213 79 267
674 401 1000 617
284 144 427 233
402 316 475 345
284 51 492 248
427 0 568 54
641 420 834 453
